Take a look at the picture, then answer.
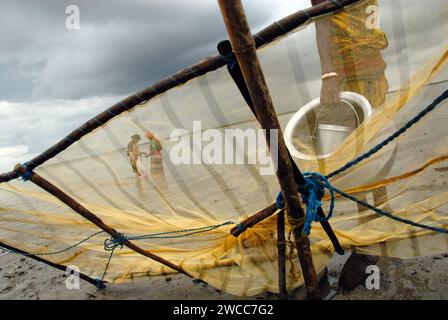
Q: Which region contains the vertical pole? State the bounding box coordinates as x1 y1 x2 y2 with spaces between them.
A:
218 39 343 255
277 210 287 300
217 0 320 299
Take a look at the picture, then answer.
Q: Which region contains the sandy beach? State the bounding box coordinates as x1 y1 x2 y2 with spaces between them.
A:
2 247 448 300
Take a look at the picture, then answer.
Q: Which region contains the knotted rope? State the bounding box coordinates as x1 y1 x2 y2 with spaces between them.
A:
220 53 237 70
276 89 448 235
103 221 235 251
19 164 33 182
276 173 335 235
2 222 236 289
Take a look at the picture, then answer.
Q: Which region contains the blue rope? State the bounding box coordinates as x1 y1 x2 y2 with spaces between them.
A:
301 10 312 20
103 221 235 251
100 221 235 283
96 249 114 290
3 222 236 288
93 278 106 289
2 231 105 257
276 89 448 234
331 186 448 234
302 173 335 235
19 164 33 182
221 53 237 70
329 0 344 8
274 21 287 32
254 34 268 45
276 173 335 235
328 89 448 179
235 223 245 233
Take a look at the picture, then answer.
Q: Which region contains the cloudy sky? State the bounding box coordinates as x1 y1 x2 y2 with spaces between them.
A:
0 0 309 172
0 0 446 173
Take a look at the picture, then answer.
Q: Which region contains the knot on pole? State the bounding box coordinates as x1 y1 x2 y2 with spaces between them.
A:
220 53 237 70
93 278 106 290
104 233 127 251
275 172 335 235
19 164 33 182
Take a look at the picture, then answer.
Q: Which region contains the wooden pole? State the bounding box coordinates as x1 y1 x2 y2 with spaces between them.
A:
0 240 105 288
277 210 287 300
14 164 188 277
217 0 320 299
0 0 361 185
230 203 277 237
219 40 343 255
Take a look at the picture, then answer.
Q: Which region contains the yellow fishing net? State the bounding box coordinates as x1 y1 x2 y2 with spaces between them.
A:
1 0 447 296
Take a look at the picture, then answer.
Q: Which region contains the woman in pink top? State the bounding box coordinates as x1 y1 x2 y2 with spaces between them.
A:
143 130 163 171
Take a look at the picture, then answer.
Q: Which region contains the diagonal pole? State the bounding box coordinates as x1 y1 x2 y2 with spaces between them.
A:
217 0 320 299
14 164 188 277
0 240 105 288
218 39 343 255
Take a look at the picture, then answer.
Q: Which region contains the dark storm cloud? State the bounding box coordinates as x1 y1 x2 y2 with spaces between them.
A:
0 0 288 102
0 0 307 171
0 0 446 172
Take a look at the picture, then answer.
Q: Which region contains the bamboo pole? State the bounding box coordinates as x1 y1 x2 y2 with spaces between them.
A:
0 240 104 288
277 210 287 300
219 39 343 255
0 0 362 184
217 0 320 299
230 203 277 237
14 164 188 277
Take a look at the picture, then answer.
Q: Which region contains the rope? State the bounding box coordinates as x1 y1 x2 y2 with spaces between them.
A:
329 0 344 8
235 223 245 233
274 21 287 32
221 53 237 70
300 10 312 20
275 89 448 235
100 221 235 285
276 173 335 235
2 222 236 289
2 231 105 257
103 221 235 251
95 249 114 290
19 164 33 182
2 230 108 289
328 89 448 179
332 186 448 234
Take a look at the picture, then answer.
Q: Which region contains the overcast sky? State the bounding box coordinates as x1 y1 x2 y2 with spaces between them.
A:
0 0 446 173
0 0 309 172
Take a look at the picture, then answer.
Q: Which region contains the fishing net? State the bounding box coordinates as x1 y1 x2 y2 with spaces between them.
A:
1 0 447 296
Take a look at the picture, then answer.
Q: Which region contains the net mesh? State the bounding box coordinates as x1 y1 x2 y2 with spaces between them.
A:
1 0 447 296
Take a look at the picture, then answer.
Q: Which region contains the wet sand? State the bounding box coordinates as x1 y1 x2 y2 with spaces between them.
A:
2 248 448 300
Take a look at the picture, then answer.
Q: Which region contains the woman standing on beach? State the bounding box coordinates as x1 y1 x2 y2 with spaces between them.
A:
143 131 163 172
127 134 146 177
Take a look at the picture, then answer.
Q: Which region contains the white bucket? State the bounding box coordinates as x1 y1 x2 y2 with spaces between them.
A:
284 91 372 160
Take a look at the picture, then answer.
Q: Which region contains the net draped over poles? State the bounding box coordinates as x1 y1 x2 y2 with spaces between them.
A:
1 0 448 296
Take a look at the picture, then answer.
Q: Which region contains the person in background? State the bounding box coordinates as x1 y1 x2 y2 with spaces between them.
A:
311 0 388 105
311 0 389 293
143 130 163 172
127 134 145 177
